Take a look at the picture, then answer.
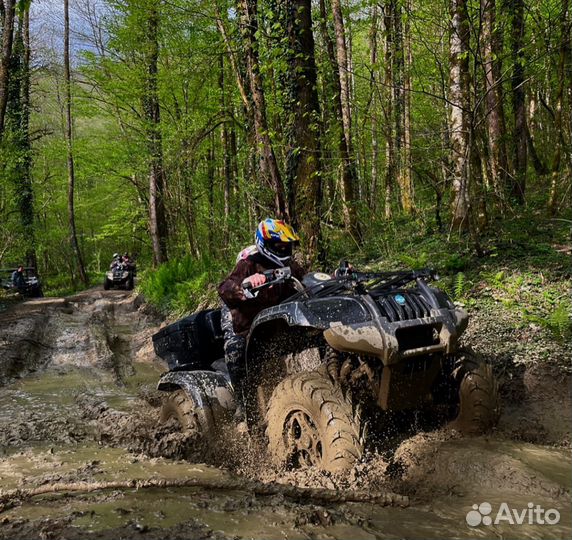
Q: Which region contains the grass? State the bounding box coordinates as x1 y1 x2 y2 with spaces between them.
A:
137 255 226 317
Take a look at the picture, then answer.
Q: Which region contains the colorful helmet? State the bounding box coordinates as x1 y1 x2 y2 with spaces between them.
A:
255 219 300 267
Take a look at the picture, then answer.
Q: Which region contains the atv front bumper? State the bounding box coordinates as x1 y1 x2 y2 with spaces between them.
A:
323 307 468 366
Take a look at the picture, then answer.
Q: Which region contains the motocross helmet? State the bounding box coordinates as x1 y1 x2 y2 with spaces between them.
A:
113 253 119 259
255 218 300 267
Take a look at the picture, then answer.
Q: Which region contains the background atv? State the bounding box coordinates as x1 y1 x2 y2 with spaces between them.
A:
1 267 43 298
153 266 500 472
103 262 135 290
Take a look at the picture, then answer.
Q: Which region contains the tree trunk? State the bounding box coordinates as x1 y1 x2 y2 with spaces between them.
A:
383 1 395 220
10 9 36 268
481 0 508 200
331 0 362 242
0 0 16 138
510 0 527 203
283 0 322 260
64 0 89 286
237 0 287 218
144 6 168 266
369 5 380 211
399 0 415 214
548 0 569 214
219 55 231 224
449 0 471 230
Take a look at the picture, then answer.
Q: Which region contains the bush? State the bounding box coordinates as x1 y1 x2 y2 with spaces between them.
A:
138 255 226 316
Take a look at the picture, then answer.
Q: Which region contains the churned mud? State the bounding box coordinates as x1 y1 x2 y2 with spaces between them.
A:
0 288 571 539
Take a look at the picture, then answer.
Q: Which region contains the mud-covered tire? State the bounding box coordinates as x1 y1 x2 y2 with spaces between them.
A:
160 389 215 441
450 349 500 435
126 275 134 290
103 278 111 291
266 370 363 472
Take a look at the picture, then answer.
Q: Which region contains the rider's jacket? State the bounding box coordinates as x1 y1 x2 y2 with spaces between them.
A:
218 252 305 335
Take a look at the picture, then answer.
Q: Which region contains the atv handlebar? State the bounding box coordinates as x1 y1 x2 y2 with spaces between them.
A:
242 267 293 298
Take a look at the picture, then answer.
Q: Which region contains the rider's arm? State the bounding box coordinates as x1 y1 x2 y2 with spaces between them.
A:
218 260 259 308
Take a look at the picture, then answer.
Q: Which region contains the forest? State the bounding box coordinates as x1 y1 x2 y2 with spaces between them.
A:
0 0 570 304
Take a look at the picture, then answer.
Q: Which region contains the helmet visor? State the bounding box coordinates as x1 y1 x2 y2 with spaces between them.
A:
267 241 293 258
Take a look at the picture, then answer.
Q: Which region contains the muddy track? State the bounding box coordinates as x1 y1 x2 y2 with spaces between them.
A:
0 289 571 539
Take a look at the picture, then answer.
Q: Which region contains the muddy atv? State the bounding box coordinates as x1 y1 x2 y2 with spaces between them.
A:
153 267 500 472
1 267 43 298
103 263 135 291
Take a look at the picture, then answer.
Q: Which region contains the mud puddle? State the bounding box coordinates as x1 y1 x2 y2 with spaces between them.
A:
1 289 571 539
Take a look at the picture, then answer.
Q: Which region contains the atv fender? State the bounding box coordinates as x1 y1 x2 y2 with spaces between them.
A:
157 370 236 419
250 297 372 332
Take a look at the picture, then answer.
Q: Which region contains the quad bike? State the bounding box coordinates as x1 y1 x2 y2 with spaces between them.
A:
153 265 500 472
1 267 43 298
103 262 135 290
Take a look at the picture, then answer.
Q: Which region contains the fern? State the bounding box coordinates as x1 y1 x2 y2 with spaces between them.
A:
453 272 471 300
523 300 572 341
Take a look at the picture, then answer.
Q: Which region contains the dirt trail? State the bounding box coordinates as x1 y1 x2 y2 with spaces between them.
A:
0 289 570 539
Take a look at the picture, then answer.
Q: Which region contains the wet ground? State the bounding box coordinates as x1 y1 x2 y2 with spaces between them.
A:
0 289 570 539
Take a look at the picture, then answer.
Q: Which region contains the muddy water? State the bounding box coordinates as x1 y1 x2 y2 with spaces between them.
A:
0 290 571 539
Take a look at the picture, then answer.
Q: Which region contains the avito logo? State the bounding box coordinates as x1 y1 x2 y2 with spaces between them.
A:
466 502 560 527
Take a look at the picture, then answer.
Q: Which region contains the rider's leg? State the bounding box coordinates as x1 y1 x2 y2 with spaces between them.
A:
220 305 247 423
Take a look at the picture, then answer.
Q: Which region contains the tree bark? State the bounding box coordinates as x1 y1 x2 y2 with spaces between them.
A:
144 5 168 266
449 0 471 230
510 0 527 203
219 54 231 224
383 1 395 220
64 0 89 286
237 0 287 218
331 0 362 242
283 0 322 260
0 0 16 138
548 0 570 214
481 0 508 199
369 5 380 211
399 0 415 214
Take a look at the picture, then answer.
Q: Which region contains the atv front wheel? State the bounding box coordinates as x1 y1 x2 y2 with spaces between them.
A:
266 370 362 472
449 349 500 435
103 278 111 290
160 389 215 440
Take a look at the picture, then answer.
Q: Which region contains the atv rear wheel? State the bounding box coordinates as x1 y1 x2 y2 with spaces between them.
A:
266 370 362 472
160 389 215 440
449 349 500 435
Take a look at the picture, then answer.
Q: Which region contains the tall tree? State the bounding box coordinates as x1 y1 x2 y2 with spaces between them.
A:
400 0 415 214
0 0 16 137
383 0 395 219
510 0 526 203
331 0 362 242
283 0 322 259
481 0 508 199
64 0 89 285
548 0 570 214
144 4 168 265
7 5 36 267
449 0 471 229
237 0 287 218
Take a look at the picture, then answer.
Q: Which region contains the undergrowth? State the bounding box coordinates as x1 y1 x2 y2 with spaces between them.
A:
137 255 226 317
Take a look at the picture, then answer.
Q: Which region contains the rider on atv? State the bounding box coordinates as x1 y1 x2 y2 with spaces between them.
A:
218 219 305 427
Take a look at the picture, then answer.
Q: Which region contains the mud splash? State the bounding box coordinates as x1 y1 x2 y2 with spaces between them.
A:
0 289 571 539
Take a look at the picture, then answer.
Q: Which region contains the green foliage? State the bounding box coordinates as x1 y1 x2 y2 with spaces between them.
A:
523 300 572 342
137 255 226 316
398 252 429 270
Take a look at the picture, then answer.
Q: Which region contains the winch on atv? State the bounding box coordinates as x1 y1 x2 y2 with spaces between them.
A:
152 265 500 472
